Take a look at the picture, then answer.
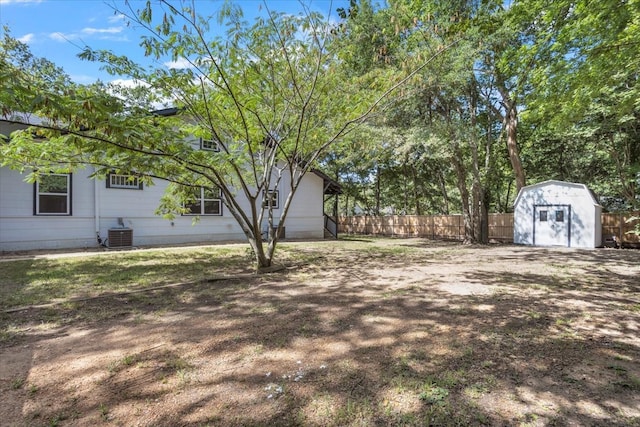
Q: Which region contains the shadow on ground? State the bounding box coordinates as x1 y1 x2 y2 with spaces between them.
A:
1 241 639 426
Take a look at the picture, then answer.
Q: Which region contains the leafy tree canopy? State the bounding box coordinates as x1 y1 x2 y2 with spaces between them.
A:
1 1 447 267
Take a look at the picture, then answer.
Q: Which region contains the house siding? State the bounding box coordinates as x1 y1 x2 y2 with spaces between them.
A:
0 168 98 250
1 117 330 252
1 165 326 251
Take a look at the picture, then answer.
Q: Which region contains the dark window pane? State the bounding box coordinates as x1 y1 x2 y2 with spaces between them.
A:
201 138 219 151
556 210 564 222
39 175 68 193
263 190 279 209
204 200 221 215
39 195 68 213
203 187 220 199
539 210 548 222
185 201 201 214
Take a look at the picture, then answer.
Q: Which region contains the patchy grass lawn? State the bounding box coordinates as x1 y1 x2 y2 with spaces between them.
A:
1 238 639 426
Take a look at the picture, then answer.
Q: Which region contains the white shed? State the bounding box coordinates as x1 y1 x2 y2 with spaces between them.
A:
513 180 602 248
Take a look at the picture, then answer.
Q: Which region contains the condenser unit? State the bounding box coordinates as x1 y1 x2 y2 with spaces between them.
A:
108 228 133 248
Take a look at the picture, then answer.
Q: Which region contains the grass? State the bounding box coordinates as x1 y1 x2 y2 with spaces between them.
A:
11 377 24 389
0 239 426 312
0 246 254 310
98 403 109 421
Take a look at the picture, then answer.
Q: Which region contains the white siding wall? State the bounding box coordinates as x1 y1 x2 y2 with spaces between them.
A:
1 120 327 251
1 166 326 251
97 175 246 246
0 168 97 251
277 173 325 239
513 181 602 248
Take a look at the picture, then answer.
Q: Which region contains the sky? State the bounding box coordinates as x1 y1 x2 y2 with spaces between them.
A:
0 0 349 84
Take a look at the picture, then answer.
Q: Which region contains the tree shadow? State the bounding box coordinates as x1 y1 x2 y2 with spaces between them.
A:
1 242 639 426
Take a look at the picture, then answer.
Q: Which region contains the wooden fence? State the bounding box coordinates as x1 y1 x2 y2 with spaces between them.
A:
338 212 640 246
601 212 640 246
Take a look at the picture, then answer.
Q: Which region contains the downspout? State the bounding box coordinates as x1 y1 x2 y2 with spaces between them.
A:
94 168 101 246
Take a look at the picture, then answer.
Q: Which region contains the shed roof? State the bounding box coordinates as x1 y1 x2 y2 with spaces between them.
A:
514 180 601 208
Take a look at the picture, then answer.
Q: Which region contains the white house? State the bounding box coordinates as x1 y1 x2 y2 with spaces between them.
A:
513 180 602 248
0 119 340 252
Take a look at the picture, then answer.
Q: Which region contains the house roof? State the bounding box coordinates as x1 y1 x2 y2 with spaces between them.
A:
514 180 601 207
311 169 342 195
152 107 181 116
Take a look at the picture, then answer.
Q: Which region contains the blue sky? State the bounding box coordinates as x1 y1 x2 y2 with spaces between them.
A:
0 0 349 84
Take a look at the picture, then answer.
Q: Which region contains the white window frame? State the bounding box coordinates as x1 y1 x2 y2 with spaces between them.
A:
184 187 223 216
107 173 143 190
35 173 71 215
263 190 279 209
200 137 220 152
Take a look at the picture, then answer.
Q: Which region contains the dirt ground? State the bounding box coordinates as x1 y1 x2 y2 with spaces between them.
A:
1 239 639 426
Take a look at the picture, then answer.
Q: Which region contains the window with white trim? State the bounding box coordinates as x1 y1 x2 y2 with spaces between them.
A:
185 187 222 215
107 173 143 190
200 137 220 152
35 173 71 215
263 190 279 209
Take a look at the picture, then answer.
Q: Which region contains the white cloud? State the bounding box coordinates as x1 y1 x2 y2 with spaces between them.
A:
49 27 126 43
96 35 129 42
164 58 192 69
17 33 34 43
108 14 126 24
107 79 172 110
49 32 78 42
0 0 43 4
81 26 123 35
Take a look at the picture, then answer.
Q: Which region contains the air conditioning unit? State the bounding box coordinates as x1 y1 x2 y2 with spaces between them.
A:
108 228 133 248
262 226 285 240
271 226 285 239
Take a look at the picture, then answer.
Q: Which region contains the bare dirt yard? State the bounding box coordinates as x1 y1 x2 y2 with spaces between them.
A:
1 238 639 426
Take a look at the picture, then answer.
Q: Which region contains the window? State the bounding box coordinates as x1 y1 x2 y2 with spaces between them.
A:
107 173 143 190
263 190 279 209
539 210 548 222
555 210 564 222
200 137 220 152
185 187 222 215
35 174 71 215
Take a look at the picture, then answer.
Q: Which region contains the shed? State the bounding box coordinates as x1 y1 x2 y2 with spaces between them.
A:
513 180 602 248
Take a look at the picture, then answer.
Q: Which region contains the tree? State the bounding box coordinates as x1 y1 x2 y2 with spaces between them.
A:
517 0 640 209
1 1 447 269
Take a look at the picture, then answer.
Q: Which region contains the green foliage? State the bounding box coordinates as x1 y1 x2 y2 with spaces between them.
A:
419 383 449 404
1 2 406 268
327 0 639 219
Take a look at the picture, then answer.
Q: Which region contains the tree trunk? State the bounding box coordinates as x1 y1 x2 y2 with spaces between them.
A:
412 166 422 215
496 79 526 193
374 165 381 216
438 170 450 215
494 73 527 191
505 105 526 192
452 145 474 243
480 189 490 244
248 236 272 271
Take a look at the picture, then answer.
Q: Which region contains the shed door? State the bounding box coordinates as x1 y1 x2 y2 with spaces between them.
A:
534 205 571 247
